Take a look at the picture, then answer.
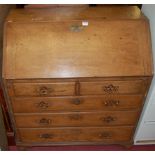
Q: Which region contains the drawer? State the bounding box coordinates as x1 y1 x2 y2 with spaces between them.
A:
80 80 145 95
11 95 143 113
14 111 139 128
17 126 134 143
10 82 75 97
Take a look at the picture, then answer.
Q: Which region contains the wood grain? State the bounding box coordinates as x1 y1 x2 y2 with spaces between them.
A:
3 7 153 79
7 79 147 97
11 82 75 97
6 6 144 22
2 6 153 148
17 126 134 143
14 111 139 128
0 105 8 150
80 80 146 95
11 95 143 113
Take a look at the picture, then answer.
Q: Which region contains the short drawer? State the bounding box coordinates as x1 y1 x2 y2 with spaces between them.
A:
14 111 139 128
80 80 145 95
10 82 75 97
11 95 143 113
17 126 134 143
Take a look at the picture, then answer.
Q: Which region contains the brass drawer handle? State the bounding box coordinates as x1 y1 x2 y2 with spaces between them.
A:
98 132 112 139
39 86 52 95
104 100 120 106
39 133 53 139
39 118 51 125
72 98 81 105
101 116 116 123
36 101 49 109
69 114 82 120
103 84 119 94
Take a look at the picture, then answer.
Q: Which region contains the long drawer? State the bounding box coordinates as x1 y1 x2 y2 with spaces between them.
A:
17 126 134 143
11 95 143 113
14 111 139 128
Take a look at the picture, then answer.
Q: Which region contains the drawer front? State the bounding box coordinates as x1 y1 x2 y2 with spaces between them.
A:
11 82 75 97
14 111 139 128
11 95 143 113
80 80 145 95
17 126 134 143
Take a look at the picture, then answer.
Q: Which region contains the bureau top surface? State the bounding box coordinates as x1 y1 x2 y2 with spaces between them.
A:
3 6 153 79
6 6 145 22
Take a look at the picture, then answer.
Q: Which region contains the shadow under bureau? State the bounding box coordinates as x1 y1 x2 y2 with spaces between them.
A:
2 6 153 150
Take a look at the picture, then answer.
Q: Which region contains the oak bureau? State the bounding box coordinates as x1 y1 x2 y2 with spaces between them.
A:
2 6 153 150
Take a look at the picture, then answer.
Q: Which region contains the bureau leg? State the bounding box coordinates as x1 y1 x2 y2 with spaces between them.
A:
123 143 133 150
17 146 32 151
